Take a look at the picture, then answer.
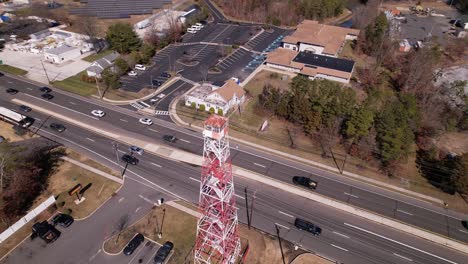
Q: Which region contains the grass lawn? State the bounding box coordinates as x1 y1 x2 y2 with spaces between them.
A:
82 49 114 62
52 71 98 97
0 121 34 142
67 150 121 178
0 64 28 76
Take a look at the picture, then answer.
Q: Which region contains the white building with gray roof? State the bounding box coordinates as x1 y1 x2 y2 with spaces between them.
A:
86 52 119 78
44 45 81 64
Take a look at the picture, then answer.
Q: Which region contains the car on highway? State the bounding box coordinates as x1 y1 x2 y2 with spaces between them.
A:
6 88 18 94
91 110 106 118
19 105 32 112
160 72 171 78
152 79 162 87
294 218 321 236
129 145 144 155
39 86 52 93
135 64 146 71
292 176 318 189
139 117 153 126
123 233 144 256
163 135 177 143
121 154 139 165
41 93 54 100
51 213 74 228
154 241 174 264
128 71 137 76
49 123 66 133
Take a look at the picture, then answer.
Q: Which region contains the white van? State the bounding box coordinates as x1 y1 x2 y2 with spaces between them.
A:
192 23 204 30
187 28 197 34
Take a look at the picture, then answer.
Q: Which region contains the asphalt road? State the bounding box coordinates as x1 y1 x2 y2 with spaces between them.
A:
2 75 468 245
0 97 467 264
0 77 466 263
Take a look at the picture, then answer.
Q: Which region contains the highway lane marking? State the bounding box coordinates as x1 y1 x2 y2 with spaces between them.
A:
120 118 128 122
344 192 359 198
397 209 414 216
86 137 95 142
118 197 125 203
69 101 76 105
274 223 290 230
148 128 159 133
344 223 458 264
151 162 162 168
393 253 413 262
330 244 349 252
458 229 468 234
138 194 157 205
234 194 245 200
332 231 350 239
7 81 13 84
180 139 191 143
278 211 294 218
27 87 33 91
89 249 102 261
253 163 266 168
117 150 126 153
135 206 141 213
189 177 201 183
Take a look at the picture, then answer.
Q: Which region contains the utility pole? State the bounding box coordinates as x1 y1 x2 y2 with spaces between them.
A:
249 190 256 227
244 187 250 229
32 115 51 136
40 59 51 84
94 76 102 99
275 224 286 264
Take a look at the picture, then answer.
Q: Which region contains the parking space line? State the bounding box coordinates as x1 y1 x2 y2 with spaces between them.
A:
278 211 294 218
118 197 125 203
189 177 201 183
274 223 290 230
120 118 128 122
344 192 359 198
331 244 349 252
254 162 266 168
393 253 413 262
235 194 245 200
397 209 414 216
151 162 162 168
127 244 146 264
86 137 95 142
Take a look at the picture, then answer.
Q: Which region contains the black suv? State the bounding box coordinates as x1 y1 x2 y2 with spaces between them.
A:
160 72 171 78
19 105 32 112
292 176 318 189
152 79 162 87
122 154 139 165
163 135 177 143
6 88 18 94
462 220 468 230
294 218 322 236
32 221 61 243
154 241 174 264
51 213 74 228
123 233 145 256
50 123 66 132
40 86 52 93
41 93 54 100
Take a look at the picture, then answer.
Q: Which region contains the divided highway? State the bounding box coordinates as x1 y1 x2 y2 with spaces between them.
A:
1 74 468 263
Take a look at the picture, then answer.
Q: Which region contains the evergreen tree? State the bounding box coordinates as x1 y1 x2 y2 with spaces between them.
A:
106 23 141 54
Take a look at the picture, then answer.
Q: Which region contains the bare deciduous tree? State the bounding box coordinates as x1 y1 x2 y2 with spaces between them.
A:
114 214 130 244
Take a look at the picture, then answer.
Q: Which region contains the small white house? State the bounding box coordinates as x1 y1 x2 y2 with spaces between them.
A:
44 45 81 64
86 52 119 78
185 79 245 115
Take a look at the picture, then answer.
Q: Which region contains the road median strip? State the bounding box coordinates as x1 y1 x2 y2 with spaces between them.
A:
12 97 468 255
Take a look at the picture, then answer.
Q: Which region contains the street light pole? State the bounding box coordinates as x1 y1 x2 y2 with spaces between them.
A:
275 224 286 264
159 208 166 238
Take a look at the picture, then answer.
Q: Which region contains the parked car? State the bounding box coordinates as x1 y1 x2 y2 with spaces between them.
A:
32 221 61 243
128 71 137 76
6 88 18 94
39 86 52 93
160 72 171 78
50 123 66 133
51 213 74 228
152 79 162 87
139 117 153 126
187 28 197 34
462 220 468 230
135 64 146 71
154 241 174 264
292 176 318 189
163 135 177 143
121 154 139 165
129 145 144 155
91 110 106 118
123 233 145 255
19 105 32 112
294 218 321 236
41 93 54 100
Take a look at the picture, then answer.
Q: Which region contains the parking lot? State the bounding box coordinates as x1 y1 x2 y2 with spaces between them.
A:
99 239 163 264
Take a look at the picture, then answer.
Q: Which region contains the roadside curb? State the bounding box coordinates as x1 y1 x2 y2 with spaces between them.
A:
62 157 124 184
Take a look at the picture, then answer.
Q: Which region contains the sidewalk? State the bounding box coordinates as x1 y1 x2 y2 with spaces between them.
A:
62 157 124 184
168 96 443 205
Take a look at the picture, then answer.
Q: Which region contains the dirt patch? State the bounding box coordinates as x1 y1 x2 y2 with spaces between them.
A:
290 253 333 264
434 132 468 156
0 121 32 142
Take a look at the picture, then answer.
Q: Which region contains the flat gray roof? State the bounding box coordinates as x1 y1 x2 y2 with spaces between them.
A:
45 45 79 55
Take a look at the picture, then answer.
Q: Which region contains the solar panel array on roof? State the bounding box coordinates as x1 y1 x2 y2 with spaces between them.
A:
292 51 355 73
70 0 172 19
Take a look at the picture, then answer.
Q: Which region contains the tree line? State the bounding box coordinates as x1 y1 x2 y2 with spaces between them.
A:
214 0 345 25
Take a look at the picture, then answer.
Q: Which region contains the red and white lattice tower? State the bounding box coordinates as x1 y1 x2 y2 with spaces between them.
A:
194 115 241 264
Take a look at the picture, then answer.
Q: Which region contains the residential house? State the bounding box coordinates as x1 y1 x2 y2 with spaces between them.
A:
86 52 119 78
282 20 360 57
44 45 81 64
185 79 245 115
265 48 355 83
